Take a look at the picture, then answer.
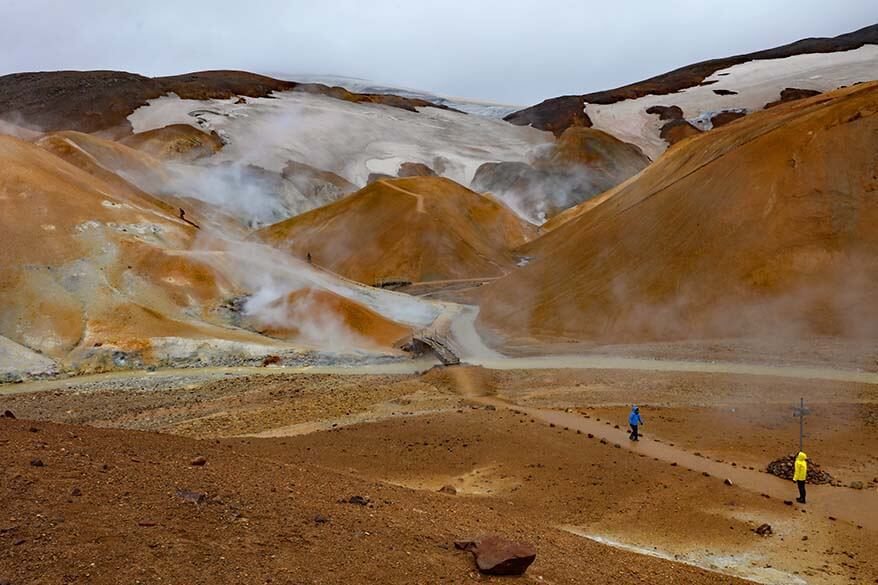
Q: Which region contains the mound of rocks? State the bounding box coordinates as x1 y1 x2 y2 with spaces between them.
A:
766 454 832 484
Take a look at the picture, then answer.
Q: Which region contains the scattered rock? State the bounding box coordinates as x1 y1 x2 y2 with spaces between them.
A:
137 520 157 527
1 410 14 419
784 500 793 506
724 479 733 486
314 514 329 525
190 456 207 466
599 438 607 445
849 481 864 490
261 355 281 367
438 485 457 495
13 539 25 546
70 487 82 497
801 535 808 541
755 523 773 536
712 89 738 96
29 458 44 467
455 536 536 576
587 433 593 439
28 427 38 433
347 495 369 506
175 489 207 505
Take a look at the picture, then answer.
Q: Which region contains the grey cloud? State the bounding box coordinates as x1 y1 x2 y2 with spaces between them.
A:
0 0 874 105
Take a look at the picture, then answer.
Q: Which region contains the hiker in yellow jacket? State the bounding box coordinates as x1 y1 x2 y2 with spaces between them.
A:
793 452 808 503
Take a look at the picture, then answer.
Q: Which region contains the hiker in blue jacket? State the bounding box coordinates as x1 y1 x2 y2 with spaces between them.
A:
628 405 643 441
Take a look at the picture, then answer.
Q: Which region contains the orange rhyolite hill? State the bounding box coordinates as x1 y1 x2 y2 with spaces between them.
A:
256 176 537 285
478 82 878 343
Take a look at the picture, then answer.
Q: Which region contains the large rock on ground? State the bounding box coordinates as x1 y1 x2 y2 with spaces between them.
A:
455 536 536 575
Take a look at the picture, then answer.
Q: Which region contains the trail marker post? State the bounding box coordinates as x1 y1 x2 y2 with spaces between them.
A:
793 397 811 452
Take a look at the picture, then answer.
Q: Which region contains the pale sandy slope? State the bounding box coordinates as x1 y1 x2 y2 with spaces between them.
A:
127 90 551 187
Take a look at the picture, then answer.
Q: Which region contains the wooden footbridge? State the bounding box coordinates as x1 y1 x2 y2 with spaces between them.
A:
409 328 461 366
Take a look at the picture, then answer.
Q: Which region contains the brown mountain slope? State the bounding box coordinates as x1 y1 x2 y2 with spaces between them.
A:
257 177 536 284
505 24 878 135
0 70 454 136
477 82 878 343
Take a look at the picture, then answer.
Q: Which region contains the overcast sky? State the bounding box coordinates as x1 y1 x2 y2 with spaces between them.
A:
1 1 874 105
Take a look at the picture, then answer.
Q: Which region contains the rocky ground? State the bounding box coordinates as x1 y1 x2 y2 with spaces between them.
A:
1 364 877 583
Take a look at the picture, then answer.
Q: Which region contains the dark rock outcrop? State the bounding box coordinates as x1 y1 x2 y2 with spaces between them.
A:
397 162 437 177
645 105 684 120
710 110 747 128
659 118 702 145
764 87 822 109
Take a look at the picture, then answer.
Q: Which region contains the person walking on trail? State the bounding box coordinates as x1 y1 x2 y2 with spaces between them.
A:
628 405 643 441
794 451 808 503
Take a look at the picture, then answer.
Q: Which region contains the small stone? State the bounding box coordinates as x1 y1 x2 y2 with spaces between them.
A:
70 488 82 497
724 479 733 486
347 495 369 506
801 535 808 541
30 459 43 467
587 433 594 439
849 481 864 490
13 539 25 546
314 514 329 524
438 485 457 495
784 500 793 506
755 523 772 536
613 443 621 449
190 456 207 466
2 409 14 419
28 427 38 433
599 438 607 445
137 520 157 527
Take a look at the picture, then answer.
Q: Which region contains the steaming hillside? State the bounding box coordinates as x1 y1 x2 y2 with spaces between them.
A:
257 176 536 285
471 126 649 223
478 82 878 343
507 24 878 158
0 130 451 377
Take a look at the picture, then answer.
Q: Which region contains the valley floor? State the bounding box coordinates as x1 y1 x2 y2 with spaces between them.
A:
2 356 877 584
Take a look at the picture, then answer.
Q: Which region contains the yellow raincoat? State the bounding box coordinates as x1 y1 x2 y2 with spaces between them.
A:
793 452 808 481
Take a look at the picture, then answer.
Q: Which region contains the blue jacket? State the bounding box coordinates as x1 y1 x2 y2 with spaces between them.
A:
628 408 643 426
